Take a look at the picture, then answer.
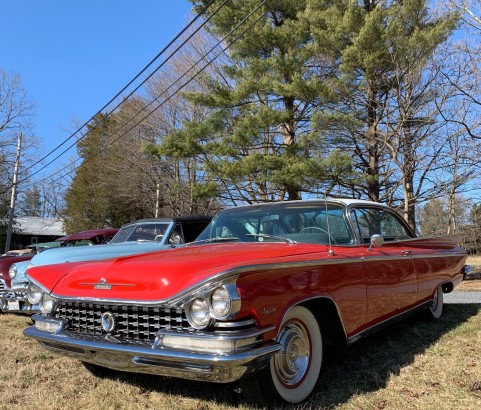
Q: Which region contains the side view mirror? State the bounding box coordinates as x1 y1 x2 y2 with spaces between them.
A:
368 234 384 251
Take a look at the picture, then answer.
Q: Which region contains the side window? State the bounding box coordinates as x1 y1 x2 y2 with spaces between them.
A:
351 208 413 243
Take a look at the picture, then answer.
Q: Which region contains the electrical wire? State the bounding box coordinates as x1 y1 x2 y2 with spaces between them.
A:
35 0 278 187
23 0 222 179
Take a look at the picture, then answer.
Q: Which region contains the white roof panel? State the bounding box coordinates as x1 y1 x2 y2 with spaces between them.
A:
14 217 66 236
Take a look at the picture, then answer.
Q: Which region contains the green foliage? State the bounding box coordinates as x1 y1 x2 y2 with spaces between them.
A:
63 109 158 232
19 188 42 216
154 0 360 202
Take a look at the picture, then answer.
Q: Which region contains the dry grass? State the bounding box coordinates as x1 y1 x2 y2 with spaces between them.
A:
457 280 481 291
1 302 480 410
460 256 481 290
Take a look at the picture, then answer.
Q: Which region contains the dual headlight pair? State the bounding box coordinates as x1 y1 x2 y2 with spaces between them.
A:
184 283 240 329
25 280 241 328
26 283 56 314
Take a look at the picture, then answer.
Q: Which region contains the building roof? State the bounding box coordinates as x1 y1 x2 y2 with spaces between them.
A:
14 217 66 237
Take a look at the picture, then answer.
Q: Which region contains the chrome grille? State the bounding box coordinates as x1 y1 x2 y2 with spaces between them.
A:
54 302 190 341
0 279 6 291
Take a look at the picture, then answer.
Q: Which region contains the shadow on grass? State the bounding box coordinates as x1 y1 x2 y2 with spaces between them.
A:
311 303 481 409
90 304 481 409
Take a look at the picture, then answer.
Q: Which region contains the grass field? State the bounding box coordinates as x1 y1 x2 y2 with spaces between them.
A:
0 292 480 409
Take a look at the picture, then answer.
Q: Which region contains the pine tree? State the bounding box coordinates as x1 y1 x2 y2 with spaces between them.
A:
309 0 457 227
153 0 354 203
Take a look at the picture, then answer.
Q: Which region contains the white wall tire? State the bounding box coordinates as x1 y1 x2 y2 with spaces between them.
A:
240 305 323 405
428 285 443 320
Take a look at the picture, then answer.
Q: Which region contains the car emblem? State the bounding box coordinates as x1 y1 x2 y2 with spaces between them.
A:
94 278 112 290
80 278 135 290
101 312 116 333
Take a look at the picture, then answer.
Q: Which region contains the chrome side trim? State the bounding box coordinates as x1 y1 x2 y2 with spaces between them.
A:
411 252 468 260
215 319 255 329
32 257 365 306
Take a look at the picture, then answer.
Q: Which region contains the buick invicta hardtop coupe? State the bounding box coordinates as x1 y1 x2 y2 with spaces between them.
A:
24 200 468 405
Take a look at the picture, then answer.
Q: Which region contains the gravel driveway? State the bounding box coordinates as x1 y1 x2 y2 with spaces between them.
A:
445 291 481 304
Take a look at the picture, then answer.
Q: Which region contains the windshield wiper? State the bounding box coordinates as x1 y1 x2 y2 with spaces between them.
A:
185 237 240 246
246 233 296 245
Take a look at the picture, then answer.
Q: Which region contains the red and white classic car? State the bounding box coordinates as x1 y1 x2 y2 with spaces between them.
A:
24 200 468 404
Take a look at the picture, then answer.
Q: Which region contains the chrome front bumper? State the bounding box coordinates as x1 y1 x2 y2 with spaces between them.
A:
24 317 280 383
0 289 38 313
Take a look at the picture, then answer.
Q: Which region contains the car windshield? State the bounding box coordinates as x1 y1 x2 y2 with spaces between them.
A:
109 223 171 244
196 203 354 245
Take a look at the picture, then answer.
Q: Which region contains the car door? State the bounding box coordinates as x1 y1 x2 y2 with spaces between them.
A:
351 206 417 325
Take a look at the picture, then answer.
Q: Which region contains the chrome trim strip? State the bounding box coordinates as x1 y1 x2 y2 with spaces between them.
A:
360 252 467 263
156 325 275 343
411 252 467 260
29 248 466 306
215 319 255 328
33 257 364 305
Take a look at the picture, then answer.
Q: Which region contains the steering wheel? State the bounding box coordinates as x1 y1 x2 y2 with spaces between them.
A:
154 234 164 242
299 227 337 244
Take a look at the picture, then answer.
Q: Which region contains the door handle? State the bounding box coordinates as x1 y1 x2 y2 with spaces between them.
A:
401 250 412 257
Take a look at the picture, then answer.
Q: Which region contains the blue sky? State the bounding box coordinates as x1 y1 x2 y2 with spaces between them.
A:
1 1 192 176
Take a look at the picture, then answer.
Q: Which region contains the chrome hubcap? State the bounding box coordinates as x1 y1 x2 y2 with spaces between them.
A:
274 321 310 386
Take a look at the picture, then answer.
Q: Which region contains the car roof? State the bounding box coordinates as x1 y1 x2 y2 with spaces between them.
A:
121 215 212 227
61 228 119 241
27 241 61 249
216 198 391 212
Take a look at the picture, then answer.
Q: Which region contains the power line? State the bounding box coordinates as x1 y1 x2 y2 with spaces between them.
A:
24 0 221 179
36 0 277 187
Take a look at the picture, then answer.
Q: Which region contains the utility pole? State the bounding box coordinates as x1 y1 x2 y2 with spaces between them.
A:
155 182 160 218
5 133 22 252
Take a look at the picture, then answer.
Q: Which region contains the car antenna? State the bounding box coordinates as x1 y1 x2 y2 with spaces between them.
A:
324 195 335 256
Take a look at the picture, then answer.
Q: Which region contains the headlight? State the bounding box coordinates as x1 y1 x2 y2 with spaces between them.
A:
9 265 17 279
40 293 56 314
26 283 43 304
211 287 231 319
186 298 211 329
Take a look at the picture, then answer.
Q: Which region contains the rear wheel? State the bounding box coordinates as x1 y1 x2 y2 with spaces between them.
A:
240 306 323 405
427 285 443 320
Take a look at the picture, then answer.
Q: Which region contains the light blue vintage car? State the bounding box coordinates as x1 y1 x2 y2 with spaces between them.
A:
0 216 211 313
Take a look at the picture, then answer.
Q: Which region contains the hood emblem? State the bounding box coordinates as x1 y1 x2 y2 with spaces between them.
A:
80 278 136 290
101 312 116 333
94 278 112 290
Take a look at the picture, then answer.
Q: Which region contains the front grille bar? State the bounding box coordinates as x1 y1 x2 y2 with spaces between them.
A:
54 302 190 342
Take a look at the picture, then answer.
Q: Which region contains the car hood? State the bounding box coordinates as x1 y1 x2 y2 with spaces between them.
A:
29 241 170 268
27 242 330 302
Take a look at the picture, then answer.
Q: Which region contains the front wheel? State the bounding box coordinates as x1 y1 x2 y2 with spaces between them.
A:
240 306 323 405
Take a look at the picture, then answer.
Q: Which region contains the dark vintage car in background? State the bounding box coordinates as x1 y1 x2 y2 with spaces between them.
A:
2 217 211 313
0 253 34 293
0 241 63 293
23 200 468 405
